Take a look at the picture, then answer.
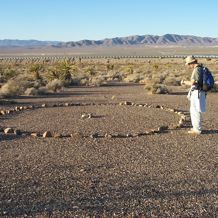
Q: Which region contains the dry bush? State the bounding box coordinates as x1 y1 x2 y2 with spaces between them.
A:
106 63 114 71
213 73 218 82
71 65 80 75
44 62 72 85
123 73 144 83
28 63 44 80
79 78 89 86
37 87 49 95
0 82 18 97
46 79 64 92
105 70 122 81
144 74 169 94
32 80 46 89
88 76 107 87
0 76 31 98
145 74 166 85
84 66 96 76
24 87 39 96
164 76 181 86
120 65 134 74
144 83 169 94
1 68 18 82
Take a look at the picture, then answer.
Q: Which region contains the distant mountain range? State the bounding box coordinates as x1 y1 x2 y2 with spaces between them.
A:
1 34 218 48
0 39 60 48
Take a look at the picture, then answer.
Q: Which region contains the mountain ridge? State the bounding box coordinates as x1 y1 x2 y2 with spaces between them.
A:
1 34 218 48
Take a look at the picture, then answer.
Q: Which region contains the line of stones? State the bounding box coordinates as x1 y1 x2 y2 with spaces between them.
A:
0 101 189 139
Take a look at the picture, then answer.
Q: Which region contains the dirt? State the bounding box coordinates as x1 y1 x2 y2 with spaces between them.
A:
0 84 217 217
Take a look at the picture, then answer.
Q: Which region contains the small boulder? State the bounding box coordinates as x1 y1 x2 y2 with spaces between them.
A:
4 128 14 134
0 110 6 115
81 113 92 119
90 133 99 138
31 132 40 137
43 131 52 138
158 126 169 132
70 132 82 138
54 133 62 138
124 101 132 106
14 129 22 135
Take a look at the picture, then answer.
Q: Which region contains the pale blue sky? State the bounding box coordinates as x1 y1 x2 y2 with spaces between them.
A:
0 0 218 41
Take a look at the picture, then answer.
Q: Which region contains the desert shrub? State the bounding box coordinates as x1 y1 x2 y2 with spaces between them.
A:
37 87 49 95
28 63 44 80
44 61 72 85
213 73 218 82
147 74 166 84
46 79 64 92
32 80 46 89
120 65 134 74
84 66 97 76
145 83 169 94
80 78 89 86
106 64 114 71
123 73 144 83
70 78 82 86
24 87 39 96
71 65 80 74
105 71 122 81
0 76 31 98
2 68 18 81
0 82 21 97
44 67 58 81
144 76 169 94
153 64 159 70
88 76 107 87
164 76 181 86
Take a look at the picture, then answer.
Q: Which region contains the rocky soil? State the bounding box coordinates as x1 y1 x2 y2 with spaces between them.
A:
0 84 217 217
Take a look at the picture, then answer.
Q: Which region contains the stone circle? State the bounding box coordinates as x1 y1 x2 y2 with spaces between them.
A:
0 101 189 139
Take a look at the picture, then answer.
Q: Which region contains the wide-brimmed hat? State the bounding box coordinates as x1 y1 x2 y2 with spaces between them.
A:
185 55 197 65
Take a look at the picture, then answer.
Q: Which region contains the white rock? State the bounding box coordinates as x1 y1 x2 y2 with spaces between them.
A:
4 128 14 134
42 131 52 138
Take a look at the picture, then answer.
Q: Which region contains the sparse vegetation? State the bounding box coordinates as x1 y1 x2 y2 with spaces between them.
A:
0 57 217 98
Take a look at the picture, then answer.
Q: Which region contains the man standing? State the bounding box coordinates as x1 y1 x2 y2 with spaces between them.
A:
181 55 206 134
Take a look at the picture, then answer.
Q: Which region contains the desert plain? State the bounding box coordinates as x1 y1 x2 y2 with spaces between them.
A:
0 54 217 217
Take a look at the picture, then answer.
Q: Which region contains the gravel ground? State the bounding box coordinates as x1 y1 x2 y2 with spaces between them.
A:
0 105 179 136
0 84 217 217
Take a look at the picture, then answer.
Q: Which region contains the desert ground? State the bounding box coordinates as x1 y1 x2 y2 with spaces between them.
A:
0 57 217 217
1 45 218 57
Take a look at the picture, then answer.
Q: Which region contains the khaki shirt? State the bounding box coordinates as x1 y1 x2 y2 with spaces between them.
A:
191 65 203 85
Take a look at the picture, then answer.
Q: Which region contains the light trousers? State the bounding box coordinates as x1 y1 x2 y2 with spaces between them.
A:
189 90 206 132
